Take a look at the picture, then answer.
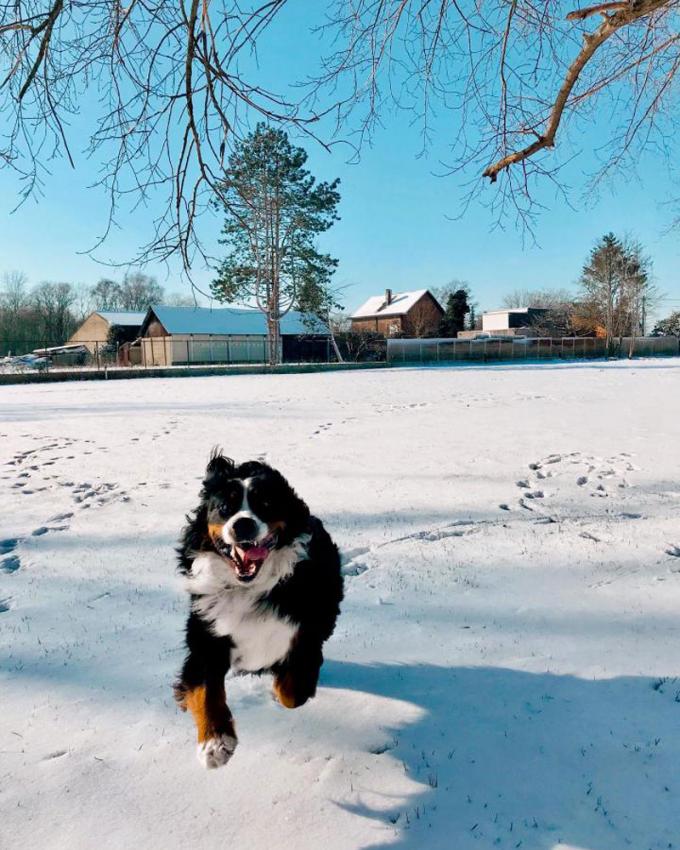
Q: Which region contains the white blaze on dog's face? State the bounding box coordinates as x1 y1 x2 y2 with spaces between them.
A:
205 467 304 587
223 477 268 548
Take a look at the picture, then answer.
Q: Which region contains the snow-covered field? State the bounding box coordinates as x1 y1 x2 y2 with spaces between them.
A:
2 360 680 850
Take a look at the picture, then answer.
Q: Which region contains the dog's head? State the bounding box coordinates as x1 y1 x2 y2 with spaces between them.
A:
200 450 310 585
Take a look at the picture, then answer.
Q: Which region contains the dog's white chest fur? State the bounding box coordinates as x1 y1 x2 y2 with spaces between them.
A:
208 590 296 672
186 547 304 672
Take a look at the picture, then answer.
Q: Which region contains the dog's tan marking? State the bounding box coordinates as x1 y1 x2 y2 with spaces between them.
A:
185 685 212 742
273 672 301 709
208 523 225 544
183 684 233 742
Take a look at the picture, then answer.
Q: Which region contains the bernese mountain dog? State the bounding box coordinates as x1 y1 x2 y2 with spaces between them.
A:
174 450 343 769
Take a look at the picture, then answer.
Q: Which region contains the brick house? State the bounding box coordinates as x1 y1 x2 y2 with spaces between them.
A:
350 289 444 337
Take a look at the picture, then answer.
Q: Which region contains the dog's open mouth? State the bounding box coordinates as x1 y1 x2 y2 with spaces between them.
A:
214 533 277 583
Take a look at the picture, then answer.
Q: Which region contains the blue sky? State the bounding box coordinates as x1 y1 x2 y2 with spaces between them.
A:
1 3 678 319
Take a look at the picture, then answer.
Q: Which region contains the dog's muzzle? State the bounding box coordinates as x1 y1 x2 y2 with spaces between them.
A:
215 531 278 583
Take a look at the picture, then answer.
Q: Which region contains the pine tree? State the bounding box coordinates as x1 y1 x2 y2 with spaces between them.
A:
212 124 341 365
439 289 470 337
579 233 652 356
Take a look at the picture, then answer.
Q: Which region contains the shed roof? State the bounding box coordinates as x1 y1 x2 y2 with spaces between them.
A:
351 289 432 319
483 307 548 316
143 305 328 336
96 311 147 326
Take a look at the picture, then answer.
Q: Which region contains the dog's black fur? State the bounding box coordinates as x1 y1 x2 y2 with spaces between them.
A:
174 451 343 768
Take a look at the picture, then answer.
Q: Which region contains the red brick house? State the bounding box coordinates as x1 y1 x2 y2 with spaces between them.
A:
350 289 444 337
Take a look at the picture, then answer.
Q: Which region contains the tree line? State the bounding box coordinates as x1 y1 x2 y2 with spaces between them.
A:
0 271 193 355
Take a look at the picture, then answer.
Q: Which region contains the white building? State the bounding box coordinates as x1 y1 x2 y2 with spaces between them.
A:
482 307 549 335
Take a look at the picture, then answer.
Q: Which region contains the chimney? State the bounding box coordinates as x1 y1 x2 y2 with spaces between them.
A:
385 288 393 306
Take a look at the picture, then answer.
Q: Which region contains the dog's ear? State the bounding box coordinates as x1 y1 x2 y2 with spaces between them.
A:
203 449 235 493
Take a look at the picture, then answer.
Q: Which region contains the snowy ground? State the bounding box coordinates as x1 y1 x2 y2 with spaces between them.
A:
2 360 680 850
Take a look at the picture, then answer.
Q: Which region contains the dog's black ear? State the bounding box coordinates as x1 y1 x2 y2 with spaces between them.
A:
203 448 235 493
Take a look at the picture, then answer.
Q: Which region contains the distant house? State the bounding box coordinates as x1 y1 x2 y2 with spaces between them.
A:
67 311 146 353
138 305 329 366
350 289 444 337
480 307 550 337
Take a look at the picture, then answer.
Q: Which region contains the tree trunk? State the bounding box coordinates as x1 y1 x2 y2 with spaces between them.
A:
267 314 281 366
327 313 344 362
329 333 343 363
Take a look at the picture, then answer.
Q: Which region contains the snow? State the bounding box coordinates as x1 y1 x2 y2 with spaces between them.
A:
351 289 429 318
2 359 680 850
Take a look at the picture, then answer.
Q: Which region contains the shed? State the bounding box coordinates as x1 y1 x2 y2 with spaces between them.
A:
67 311 146 354
138 305 329 366
481 308 550 336
350 289 443 337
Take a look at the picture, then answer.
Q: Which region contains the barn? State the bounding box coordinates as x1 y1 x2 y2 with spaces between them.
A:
67 311 146 354
351 289 443 337
138 305 330 366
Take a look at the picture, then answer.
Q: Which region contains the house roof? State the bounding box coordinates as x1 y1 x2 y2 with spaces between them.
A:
483 307 548 316
96 311 147 326
351 289 432 319
143 305 328 336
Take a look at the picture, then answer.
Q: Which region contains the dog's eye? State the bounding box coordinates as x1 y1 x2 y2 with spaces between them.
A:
218 502 232 517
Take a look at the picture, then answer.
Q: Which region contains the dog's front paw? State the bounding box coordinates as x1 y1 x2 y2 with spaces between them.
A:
197 734 238 769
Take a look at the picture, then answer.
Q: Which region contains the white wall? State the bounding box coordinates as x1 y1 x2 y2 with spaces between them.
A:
482 312 511 331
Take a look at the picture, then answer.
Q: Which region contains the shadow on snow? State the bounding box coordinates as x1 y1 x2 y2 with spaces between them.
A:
321 660 680 850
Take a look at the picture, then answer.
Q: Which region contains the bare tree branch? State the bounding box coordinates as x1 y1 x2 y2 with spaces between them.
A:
1 0 678 264
484 0 674 182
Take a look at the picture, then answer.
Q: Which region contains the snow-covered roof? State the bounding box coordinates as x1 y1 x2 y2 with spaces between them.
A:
32 343 90 354
144 305 328 336
96 311 147 326
483 307 547 316
351 289 431 319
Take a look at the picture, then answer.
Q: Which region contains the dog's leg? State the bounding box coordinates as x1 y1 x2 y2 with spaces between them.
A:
273 635 323 709
175 620 237 769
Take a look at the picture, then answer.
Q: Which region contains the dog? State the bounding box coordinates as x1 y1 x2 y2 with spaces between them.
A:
174 451 343 768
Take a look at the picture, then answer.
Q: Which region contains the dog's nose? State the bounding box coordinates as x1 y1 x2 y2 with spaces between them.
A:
232 516 258 542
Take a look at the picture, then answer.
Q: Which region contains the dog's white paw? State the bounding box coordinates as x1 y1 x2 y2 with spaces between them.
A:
197 734 238 769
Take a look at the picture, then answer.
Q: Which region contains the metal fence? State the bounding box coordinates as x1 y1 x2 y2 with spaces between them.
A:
0 340 119 372
387 335 680 365
0 335 336 373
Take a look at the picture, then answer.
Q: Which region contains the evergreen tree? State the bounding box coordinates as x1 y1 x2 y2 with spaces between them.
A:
439 289 470 337
212 124 340 365
653 311 680 337
579 233 653 355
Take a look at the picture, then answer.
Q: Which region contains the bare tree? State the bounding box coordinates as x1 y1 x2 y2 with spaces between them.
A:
0 270 30 352
71 283 94 323
502 288 576 309
31 281 77 344
1 270 28 312
312 1 680 230
1 0 678 262
90 278 124 312
165 291 199 307
0 0 332 272
118 272 164 310
89 273 164 311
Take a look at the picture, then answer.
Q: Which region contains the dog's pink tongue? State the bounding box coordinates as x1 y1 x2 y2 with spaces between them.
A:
243 546 269 564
